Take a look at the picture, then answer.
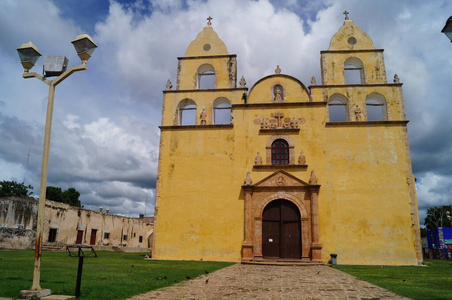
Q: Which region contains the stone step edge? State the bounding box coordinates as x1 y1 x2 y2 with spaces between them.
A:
241 261 328 266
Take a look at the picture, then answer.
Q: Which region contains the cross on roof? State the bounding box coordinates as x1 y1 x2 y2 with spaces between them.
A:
343 10 349 20
207 16 212 26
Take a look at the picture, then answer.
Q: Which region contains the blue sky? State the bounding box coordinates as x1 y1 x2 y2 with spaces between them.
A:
0 0 451 223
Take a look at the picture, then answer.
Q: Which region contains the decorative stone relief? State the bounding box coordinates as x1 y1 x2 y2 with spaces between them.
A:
259 112 303 129
244 171 252 185
298 150 306 165
275 65 281 74
354 104 363 121
173 109 179 126
393 74 400 83
276 175 285 186
309 170 318 185
254 151 263 165
200 107 207 125
311 76 317 85
166 79 173 90
239 76 247 88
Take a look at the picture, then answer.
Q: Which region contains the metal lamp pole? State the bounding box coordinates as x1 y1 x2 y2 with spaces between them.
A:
17 35 97 294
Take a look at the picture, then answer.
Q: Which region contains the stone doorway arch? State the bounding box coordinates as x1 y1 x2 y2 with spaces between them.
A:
262 199 301 259
241 170 321 262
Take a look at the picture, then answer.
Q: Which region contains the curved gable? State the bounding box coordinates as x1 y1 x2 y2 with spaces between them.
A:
328 20 375 50
248 74 311 104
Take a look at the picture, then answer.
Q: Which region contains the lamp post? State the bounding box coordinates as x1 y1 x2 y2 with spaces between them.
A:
441 16 452 42
17 34 97 298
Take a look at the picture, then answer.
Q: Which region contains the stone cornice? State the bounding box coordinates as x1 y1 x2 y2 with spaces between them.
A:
232 102 327 108
325 120 408 127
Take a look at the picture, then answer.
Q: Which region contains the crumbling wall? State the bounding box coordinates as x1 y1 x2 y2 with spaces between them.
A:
0 227 35 249
0 197 37 229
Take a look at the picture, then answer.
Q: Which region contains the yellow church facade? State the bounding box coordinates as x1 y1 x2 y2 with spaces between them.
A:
152 16 422 265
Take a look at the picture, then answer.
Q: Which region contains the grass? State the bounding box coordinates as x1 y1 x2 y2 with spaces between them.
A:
0 250 233 300
334 259 452 300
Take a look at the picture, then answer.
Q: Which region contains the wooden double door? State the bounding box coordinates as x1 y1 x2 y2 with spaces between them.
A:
262 199 301 259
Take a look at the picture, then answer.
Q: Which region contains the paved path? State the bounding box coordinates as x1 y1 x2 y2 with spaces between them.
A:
128 264 410 299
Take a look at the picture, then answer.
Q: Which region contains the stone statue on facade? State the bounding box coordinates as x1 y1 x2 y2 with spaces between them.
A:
200 107 207 125
166 79 173 90
239 76 247 88
311 76 317 85
354 104 363 121
298 150 306 165
309 170 318 185
393 74 400 83
274 86 283 102
244 171 252 185
255 151 263 165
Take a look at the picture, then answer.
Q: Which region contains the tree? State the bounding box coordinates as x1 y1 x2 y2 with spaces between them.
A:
62 188 81 207
424 205 452 230
46 186 81 207
0 180 33 198
46 186 63 202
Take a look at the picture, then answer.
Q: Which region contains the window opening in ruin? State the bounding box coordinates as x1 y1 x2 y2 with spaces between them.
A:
48 228 58 243
139 236 143 243
213 98 232 124
104 232 110 239
271 139 289 165
328 99 348 122
123 235 128 241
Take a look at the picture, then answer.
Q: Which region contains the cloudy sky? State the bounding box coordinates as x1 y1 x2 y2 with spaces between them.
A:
0 0 451 223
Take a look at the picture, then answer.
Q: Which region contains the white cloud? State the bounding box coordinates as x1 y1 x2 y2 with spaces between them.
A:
0 0 451 220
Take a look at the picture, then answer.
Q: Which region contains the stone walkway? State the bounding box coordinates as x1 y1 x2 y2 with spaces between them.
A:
127 264 410 300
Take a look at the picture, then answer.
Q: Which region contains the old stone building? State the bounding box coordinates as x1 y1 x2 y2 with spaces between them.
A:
0 197 153 251
153 15 422 265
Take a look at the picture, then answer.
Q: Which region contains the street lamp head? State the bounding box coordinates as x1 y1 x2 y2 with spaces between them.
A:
71 34 97 64
441 16 452 42
17 41 42 72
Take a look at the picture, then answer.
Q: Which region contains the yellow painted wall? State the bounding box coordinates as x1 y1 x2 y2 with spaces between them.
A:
153 21 421 265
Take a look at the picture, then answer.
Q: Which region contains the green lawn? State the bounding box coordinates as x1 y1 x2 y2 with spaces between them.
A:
0 250 233 300
334 259 452 300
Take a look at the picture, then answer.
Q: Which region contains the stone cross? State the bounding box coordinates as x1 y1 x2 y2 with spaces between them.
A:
343 11 349 20
272 112 284 128
207 16 212 26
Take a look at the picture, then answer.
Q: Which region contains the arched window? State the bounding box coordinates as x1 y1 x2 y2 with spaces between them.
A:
344 57 364 84
197 64 215 89
328 94 348 122
366 93 387 121
271 139 289 165
212 97 231 124
178 99 197 125
272 84 284 102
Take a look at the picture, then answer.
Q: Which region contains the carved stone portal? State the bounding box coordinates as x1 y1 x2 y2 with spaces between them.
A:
242 170 322 262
